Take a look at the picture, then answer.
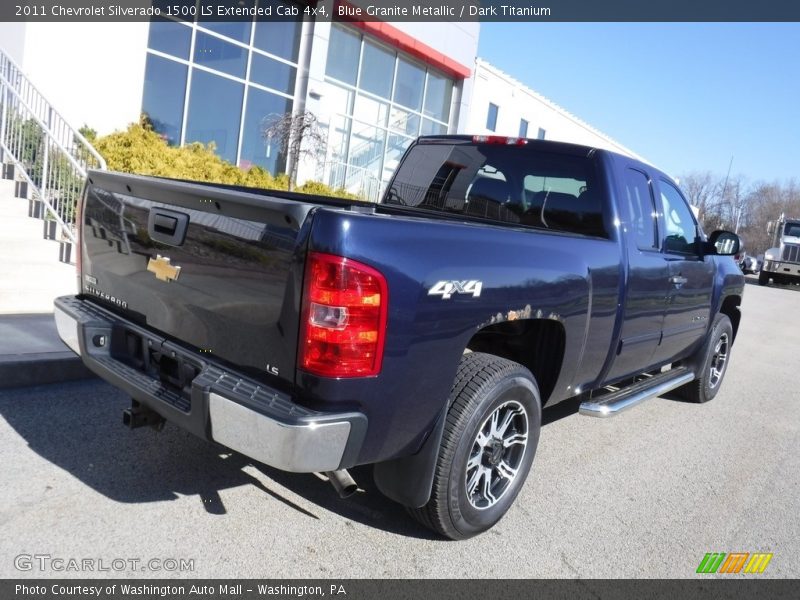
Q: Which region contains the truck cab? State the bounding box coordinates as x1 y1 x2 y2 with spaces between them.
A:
760 216 800 285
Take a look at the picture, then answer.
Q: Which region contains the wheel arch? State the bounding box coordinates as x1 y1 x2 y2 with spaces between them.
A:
719 294 741 342
465 318 566 404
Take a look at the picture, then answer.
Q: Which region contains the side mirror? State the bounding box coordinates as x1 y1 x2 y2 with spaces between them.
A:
767 221 776 235
707 230 741 256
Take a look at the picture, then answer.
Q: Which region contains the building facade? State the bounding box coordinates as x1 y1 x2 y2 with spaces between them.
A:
467 58 644 161
2 19 647 200
0 4 478 199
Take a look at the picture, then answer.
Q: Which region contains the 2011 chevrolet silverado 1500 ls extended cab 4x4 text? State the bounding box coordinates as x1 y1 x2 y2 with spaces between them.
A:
54 135 745 539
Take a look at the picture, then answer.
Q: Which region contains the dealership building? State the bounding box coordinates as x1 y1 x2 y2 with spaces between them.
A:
0 6 639 198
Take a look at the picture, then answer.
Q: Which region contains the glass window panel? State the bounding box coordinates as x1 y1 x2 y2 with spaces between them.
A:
423 72 452 122
253 5 301 62
421 118 447 136
197 0 253 43
193 31 247 78
348 122 385 180
389 106 420 136
486 103 498 131
239 87 292 173
185 69 244 163
141 53 187 146
325 24 361 85
393 58 425 111
322 115 352 190
354 95 388 128
250 52 296 94
519 119 529 138
326 83 355 116
327 115 351 162
147 18 191 60
360 40 394 99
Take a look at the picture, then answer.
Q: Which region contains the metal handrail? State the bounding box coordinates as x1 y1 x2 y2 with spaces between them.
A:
0 73 93 177
0 46 106 249
0 48 105 169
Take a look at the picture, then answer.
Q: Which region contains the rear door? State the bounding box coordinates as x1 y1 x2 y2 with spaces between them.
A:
650 178 714 365
605 165 670 381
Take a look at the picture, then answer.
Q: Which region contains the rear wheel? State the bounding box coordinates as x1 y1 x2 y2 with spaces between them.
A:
408 352 541 540
679 313 733 403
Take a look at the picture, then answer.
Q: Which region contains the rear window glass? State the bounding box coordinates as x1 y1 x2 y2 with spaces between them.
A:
383 142 606 237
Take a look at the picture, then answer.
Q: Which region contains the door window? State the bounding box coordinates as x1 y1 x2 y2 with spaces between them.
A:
659 180 698 255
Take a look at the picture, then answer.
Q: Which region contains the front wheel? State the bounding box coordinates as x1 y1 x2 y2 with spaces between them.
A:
408 352 541 540
758 270 770 286
678 313 733 403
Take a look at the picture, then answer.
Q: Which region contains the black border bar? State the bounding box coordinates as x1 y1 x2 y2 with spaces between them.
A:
3 0 800 22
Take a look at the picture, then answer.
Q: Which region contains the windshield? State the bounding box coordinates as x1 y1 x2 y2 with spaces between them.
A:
784 222 800 237
383 142 607 237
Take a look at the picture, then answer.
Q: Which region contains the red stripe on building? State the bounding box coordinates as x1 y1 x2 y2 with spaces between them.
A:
334 1 472 80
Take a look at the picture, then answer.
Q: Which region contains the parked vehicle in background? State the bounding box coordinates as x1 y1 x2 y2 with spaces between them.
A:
733 242 749 273
760 215 800 285
54 135 745 540
742 255 758 274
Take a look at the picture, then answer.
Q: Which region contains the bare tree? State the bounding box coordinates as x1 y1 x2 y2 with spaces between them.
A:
262 111 326 191
681 171 719 221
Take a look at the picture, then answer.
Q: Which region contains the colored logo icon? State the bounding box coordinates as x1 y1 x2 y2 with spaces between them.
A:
696 552 773 574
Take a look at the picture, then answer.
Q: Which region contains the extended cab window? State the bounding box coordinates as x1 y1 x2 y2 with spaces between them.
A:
383 142 607 237
659 179 698 255
624 169 658 250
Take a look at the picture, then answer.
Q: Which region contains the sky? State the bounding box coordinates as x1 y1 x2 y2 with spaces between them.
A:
478 22 800 183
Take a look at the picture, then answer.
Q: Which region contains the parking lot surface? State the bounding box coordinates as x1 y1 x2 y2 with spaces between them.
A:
1 279 798 578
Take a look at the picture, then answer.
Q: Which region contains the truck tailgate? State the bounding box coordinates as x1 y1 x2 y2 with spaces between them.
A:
79 171 317 386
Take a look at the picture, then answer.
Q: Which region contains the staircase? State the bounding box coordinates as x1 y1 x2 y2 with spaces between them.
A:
0 177 78 313
0 47 105 314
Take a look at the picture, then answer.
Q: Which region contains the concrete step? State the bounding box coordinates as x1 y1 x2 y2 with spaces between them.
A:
0 169 78 314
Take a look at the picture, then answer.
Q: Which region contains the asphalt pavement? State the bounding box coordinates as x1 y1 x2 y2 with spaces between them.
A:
0 278 798 578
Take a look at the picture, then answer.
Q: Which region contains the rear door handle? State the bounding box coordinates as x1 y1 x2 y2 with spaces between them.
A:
669 275 688 287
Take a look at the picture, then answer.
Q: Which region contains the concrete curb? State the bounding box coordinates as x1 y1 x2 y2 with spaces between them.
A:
0 313 97 390
0 351 96 390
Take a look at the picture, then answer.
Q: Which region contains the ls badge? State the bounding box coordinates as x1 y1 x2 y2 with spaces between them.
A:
147 255 182 282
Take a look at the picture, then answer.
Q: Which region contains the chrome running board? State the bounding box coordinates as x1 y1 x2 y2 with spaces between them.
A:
579 367 695 418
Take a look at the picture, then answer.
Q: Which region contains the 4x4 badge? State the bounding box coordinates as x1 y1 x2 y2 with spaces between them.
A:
147 255 182 282
428 280 483 299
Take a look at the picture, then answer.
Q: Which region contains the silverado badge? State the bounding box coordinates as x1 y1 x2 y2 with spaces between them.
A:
147 255 181 282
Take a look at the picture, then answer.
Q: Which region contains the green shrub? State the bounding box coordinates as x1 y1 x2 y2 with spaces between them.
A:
93 121 361 200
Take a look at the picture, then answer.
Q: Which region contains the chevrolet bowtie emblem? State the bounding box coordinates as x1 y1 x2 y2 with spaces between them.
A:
147 255 181 282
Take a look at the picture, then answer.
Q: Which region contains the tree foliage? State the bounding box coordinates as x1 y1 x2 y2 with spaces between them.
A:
93 119 356 199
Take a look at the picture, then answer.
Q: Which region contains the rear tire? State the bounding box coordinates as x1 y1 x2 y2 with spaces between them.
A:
758 270 769 286
679 314 733 403
408 352 541 540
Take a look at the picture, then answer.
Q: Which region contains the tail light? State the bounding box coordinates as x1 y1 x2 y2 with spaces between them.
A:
299 252 388 378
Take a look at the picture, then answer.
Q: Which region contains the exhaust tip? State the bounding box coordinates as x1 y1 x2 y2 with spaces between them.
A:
325 470 358 499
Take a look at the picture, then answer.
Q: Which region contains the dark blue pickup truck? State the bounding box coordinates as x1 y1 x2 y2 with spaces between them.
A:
55 135 744 539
